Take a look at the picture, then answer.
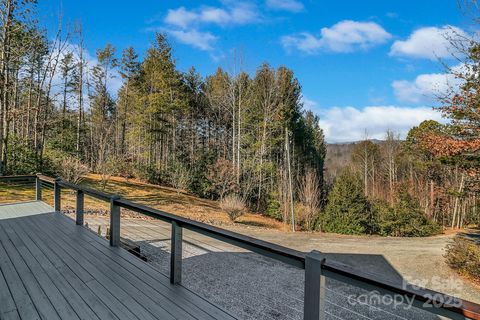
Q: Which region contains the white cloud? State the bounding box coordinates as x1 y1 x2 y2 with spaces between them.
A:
282 32 322 54
200 7 231 24
166 29 218 51
321 21 392 52
390 26 468 60
282 20 392 54
392 65 464 103
164 7 198 29
164 4 258 29
301 96 318 110
319 105 443 143
229 3 259 24
162 3 257 52
266 0 304 12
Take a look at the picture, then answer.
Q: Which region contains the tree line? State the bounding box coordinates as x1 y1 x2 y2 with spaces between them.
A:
1 0 478 235
322 126 473 236
0 0 325 231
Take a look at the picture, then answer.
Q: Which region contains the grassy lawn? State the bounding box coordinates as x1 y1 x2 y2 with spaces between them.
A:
0 174 286 230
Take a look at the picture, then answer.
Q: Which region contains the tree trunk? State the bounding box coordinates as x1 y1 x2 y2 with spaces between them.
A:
451 173 465 229
285 127 295 232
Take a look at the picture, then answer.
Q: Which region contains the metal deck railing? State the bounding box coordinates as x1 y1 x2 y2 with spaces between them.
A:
1 174 479 320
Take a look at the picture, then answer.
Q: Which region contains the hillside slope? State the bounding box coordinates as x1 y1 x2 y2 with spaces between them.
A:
0 174 287 230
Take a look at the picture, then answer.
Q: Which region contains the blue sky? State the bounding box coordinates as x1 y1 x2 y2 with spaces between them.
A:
38 0 470 142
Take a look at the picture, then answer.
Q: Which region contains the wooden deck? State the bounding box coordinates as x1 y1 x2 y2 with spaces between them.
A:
0 201 237 320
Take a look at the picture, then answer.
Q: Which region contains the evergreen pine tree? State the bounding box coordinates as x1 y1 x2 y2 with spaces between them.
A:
323 169 373 235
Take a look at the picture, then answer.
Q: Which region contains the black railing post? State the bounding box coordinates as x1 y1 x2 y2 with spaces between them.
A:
76 190 84 226
109 195 121 247
54 178 61 212
170 221 183 284
304 250 326 320
35 173 42 201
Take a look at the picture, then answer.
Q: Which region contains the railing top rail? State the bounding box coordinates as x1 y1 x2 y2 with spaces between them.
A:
322 258 480 319
57 179 111 202
36 174 55 184
0 175 36 180
3 174 479 319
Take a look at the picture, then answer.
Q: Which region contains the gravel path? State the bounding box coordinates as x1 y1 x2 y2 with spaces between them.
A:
80 215 479 320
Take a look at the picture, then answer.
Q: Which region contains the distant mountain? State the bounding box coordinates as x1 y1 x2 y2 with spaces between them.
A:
325 143 355 175
327 139 384 145
325 139 386 180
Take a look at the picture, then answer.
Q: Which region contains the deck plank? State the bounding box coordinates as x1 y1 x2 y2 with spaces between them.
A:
0 202 237 320
27 215 176 320
2 218 101 320
9 221 118 320
0 238 39 320
0 266 18 317
1 309 21 320
0 223 82 320
0 202 54 220
48 213 237 320
19 217 144 320
0 230 60 320
43 214 222 320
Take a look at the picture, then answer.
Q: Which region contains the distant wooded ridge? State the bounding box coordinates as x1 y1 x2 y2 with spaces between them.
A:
328 139 386 145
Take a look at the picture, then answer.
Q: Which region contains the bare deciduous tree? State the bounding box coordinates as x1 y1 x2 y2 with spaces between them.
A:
298 169 322 231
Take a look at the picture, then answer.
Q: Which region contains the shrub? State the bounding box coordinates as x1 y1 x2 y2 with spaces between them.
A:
377 184 440 237
220 194 246 222
266 191 282 220
445 236 480 280
6 134 56 175
58 156 89 184
295 203 322 231
97 157 118 190
132 163 170 185
187 151 216 198
115 158 135 179
170 161 191 193
6 135 38 174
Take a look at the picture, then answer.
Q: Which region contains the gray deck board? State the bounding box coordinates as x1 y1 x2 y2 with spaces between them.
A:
0 231 61 320
0 267 19 317
17 219 134 320
0 238 40 320
3 219 101 320
0 201 54 220
47 213 237 320
30 223 157 320
0 223 80 320
1 309 21 320
26 215 171 320
0 202 237 320
37 213 234 320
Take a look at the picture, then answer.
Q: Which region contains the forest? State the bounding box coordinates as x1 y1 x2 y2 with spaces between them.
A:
0 0 479 236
